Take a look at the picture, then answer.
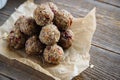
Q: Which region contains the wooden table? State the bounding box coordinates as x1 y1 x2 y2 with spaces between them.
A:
0 0 120 80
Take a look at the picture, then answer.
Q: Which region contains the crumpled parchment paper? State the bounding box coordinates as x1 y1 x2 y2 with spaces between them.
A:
0 1 96 80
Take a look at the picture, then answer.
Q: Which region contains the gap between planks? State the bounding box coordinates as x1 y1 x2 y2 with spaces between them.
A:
91 43 120 55
0 11 10 16
73 45 120 80
95 0 120 8
0 73 14 80
0 55 54 80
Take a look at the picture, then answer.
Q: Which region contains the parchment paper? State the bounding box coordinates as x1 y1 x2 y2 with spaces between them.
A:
0 1 96 80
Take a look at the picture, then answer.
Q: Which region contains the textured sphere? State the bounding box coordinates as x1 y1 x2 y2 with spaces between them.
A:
25 36 44 55
47 2 58 14
54 9 73 31
39 24 60 45
33 4 54 26
43 44 64 64
16 16 38 36
8 28 26 49
58 29 74 49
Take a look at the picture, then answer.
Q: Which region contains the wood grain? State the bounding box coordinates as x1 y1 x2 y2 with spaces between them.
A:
0 0 120 80
96 0 120 8
0 54 54 80
0 74 12 80
0 14 9 26
73 46 120 80
0 0 24 16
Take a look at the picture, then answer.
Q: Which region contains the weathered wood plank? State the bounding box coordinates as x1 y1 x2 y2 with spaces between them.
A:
0 74 12 80
0 0 120 20
0 54 54 80
84 0 120 20
0 0 24 16
73 46 120 80
0 46 120 80
49 0 120 20
96 0 120 8
0 14 9 26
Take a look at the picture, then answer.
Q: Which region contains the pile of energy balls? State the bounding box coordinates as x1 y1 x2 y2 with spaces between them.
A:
8 2 74 64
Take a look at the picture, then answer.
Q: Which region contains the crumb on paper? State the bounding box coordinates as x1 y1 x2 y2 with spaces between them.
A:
90 64 94 68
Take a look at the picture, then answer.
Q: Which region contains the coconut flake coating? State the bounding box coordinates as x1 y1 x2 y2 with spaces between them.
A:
58 29 74 49
43 44 64 64
16 16 38 36
25 36 43 55
33 4 54 26
47 2 58 14
39 24 60 45
8 28 26 49
54 9 73 31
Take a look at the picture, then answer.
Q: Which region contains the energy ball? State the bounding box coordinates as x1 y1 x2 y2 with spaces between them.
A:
25 36 43 55
33 4 54 26
17 16 38 36
39 24 60 45
58 29 74 49
8 28 26 49
14 16 23 28
43 44 64 64
54 9 73 31
47 2 58 14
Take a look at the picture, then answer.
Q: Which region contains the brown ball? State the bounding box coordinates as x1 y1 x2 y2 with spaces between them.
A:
43 44 64 64
25 36 44 55
16 16 38 36
33 4 54 26
39 24 60 45
14 16 23 28
8 28 26 49
58 29 74 49
54 9 73 31
47 2 58 14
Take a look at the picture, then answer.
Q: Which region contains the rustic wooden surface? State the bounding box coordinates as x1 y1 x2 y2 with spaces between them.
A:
0 55 54 80
0 0 120 80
